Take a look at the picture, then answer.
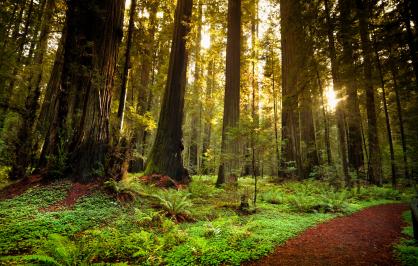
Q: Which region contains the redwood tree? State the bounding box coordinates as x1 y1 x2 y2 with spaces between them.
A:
144 0 193 183
216 0 241 186
45 0 125 182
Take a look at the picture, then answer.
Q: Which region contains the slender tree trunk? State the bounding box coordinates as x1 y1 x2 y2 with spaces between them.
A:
144 0 193 183
271 51 280 177
315 67 332 165
250 0 259 177
201 59 215 174
27 0 46 64
0 0 31 127
390 61 410 180
117 0 137 133
356 0 382 185
324 0 349 184
8 0 55 180
216 0 241 186
189 0 203 174
6 0 34 95
339 0 364 182
373 37 396 186
403 0 418 90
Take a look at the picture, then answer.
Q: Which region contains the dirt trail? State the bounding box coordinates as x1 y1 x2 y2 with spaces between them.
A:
244 203 408 266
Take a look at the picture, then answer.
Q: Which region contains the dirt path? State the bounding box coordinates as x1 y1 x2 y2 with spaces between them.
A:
244 203 408 266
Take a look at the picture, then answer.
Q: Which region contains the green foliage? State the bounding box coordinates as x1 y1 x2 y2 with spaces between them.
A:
152 189 193 218
394 211 418 266
46 137 69 179
0 176 412 265
353 186 402 201
0 181 122 255
260 189 284 204
104 179 137 201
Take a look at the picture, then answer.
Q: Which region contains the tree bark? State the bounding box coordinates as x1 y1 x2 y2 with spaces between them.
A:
45 0 125 182
144 0 193 183
390 59 410 181
280 0 307 179
373 36 396 186
356 0 382 185
339 0 364 181
189 0 203 174
216 0 241 186
117 0 137 133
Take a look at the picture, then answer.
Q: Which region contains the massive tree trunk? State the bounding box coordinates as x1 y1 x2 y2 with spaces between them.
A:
339 0 364 180
117 0 137 133
356 0 382 185
36 24 66 170
9 0 55 180
324 0 349 183
45 0 124 182
216 0 241 186
144 0 193 183
189 0 203 174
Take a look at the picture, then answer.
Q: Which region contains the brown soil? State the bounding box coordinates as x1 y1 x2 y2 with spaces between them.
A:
0 174 43 200
244 203 408 266
40 182 100 212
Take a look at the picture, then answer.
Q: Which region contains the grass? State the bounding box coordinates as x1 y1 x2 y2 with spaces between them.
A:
0 175 413 265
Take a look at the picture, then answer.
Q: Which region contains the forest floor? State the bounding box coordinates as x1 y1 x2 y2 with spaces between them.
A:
244 203 407 266
0 175 416 265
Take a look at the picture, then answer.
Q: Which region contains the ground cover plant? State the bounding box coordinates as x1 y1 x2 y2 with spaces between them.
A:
395 211 418 266
0 176 412 265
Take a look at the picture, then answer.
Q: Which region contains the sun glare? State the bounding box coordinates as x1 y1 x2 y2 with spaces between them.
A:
325 85 339 111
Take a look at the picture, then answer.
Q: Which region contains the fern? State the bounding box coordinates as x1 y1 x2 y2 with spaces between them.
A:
152 189 192 217
0 254 61 265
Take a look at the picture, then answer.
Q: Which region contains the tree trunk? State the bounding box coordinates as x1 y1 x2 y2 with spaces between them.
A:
144 0 193 183
45 0 125 182
9 0 55 180
201 59 215 174
356 0 382 185
373 36 397 187
189 0 203 174
36 24 66 170
271 50 280 177
216 0 241 186
339 0 364 181
324 0 349 184
315 67 332 165
390 59 410 181
403 0 418 90
280 0 306 179
117 0 137 133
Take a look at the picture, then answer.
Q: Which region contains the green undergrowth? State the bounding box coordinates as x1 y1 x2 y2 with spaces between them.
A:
0 175 412 265
395 211 418 266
